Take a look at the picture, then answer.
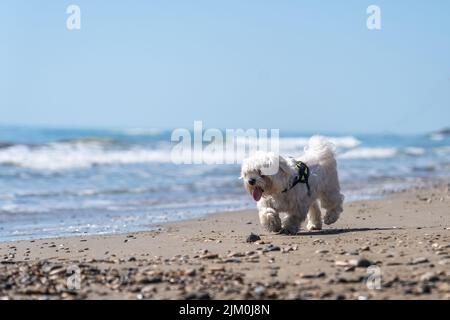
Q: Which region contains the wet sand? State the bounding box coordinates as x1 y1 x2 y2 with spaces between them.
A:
0 185 449 300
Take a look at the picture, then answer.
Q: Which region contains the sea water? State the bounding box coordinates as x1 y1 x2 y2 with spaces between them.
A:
0 126 448 241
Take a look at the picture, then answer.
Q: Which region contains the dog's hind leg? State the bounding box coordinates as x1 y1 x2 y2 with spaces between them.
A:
320 190 344 225
306 200 322 230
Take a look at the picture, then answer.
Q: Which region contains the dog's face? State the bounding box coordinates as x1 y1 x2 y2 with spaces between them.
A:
240 153 292 201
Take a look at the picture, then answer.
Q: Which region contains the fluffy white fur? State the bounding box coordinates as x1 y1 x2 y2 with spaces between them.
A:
240 136 344 235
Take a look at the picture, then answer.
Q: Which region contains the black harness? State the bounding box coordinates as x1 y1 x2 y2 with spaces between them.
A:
282 160 311 196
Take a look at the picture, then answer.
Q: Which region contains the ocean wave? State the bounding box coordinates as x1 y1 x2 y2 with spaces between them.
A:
0 135 435 170
0 135 362 170
403 147 425 156
269 136 361 151
338 147 398 159
58 137 118 146
338 146 432 160
0 144 172 170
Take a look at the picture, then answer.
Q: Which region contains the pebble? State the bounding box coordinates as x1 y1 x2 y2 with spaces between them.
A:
411 257 429 265
246 233 261 243
209 266 225 273
201 253 219 259
228 252 245 258
336 275 364 284
254 286 266 295
185 269 196 276
263 244 281 252
185 291 211 300
298 271 326 279
335 260 349 267
282 246 298 253
420 272 439 282
223 258 241 263
348 257 373 268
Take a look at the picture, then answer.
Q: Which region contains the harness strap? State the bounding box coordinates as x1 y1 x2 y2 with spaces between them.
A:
282 160 311 196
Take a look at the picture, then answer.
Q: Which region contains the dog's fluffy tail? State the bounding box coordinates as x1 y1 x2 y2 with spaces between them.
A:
303 135 337 168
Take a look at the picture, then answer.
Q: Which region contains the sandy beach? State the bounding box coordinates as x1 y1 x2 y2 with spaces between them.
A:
1 185 449 300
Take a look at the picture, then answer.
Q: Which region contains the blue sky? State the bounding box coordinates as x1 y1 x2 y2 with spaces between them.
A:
1 0 449 133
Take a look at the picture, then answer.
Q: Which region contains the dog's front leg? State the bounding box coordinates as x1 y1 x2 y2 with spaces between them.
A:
258 207 282 232
280 212 301 235
280 205 308 235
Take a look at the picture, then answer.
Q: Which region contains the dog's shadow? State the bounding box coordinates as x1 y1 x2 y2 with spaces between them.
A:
296 227 399 236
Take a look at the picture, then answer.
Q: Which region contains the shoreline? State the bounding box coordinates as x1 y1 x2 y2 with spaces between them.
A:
1 179 448 244
0 184 449 299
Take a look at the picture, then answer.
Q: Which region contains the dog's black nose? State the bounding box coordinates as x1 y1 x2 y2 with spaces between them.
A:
248 178 256 186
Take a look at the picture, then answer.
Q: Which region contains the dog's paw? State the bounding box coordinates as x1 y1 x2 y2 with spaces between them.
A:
306 221 322 231
264 213 282 232
279 225 299 235
323 211 340 225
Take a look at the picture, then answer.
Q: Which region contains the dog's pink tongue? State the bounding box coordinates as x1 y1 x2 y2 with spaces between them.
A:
252 187 263 201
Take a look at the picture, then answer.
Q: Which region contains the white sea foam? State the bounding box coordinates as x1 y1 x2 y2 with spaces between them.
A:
404 147 425 156
0 136 362 170
0 144 172 170
338 147 398 159
275 136 361 152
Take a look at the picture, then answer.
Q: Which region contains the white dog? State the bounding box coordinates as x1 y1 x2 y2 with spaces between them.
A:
240 136 344 235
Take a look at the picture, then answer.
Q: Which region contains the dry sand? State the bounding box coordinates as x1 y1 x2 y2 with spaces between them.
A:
1 185 449 300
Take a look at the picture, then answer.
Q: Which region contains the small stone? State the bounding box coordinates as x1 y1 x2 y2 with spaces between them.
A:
209 266 225 273
336 275 364 284
335 260 349 267
185 292 211 300
201 253 219 259
282 246 296 253
344 266 356 272
246 233 261 243
185 269 196 276
299 271 326 279
228 252 245 258
411 257 429 265
420 272 439 282
315 249 329 254
349 257 373 268
264 244 281 252
417 284 432 294
254 286 266 295
223 258 241 263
